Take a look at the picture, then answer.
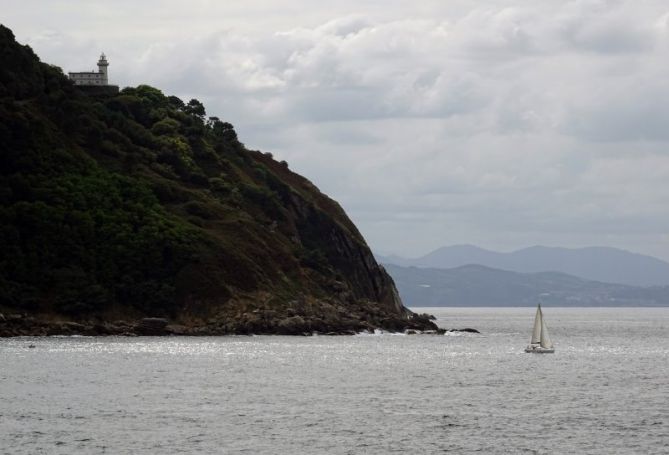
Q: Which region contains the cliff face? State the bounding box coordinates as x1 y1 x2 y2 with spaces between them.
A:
0 25 436 335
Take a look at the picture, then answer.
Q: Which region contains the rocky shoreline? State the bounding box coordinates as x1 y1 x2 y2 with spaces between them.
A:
0 312 456 337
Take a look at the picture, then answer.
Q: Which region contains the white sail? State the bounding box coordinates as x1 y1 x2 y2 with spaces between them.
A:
526 303 554 353
530 304 542 344
540 313 553 349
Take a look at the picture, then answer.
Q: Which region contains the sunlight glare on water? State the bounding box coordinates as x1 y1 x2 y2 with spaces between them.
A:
1 307 667 454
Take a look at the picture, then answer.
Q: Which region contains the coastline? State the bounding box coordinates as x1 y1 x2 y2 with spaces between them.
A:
0 312 445 337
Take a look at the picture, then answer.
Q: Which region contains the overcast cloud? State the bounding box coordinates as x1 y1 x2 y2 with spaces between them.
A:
5 0 669 259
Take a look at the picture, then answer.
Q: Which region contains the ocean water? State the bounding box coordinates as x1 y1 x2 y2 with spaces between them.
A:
1 307 667 454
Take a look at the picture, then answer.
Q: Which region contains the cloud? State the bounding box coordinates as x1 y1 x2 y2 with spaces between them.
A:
5 0 669 259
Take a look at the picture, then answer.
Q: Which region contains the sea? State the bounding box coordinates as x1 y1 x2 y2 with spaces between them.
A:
1 307 667 454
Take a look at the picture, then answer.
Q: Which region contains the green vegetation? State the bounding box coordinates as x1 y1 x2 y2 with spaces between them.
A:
0 24 401 323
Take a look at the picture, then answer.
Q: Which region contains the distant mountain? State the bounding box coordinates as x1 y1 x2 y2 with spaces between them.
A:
384 263 669 307
377 245 669 287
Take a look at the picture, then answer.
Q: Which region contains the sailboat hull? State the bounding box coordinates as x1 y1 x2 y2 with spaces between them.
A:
524 346 555 354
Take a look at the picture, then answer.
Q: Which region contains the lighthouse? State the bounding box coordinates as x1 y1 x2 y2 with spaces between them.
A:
97 53 109 85
69 53 110 86
67 53 119 93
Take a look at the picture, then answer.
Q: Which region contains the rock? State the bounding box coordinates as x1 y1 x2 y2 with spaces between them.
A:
165 324 189 335
43 321 84 336
88 323 111 335
107 321 132 334
277 315 307 335
448 328 480 334
62 321 85 330
408 312 439 328
135 317 168 335
328 280 348 292
190 326 215 336
380 317 407 332
406 330 417 335
0 303 440 337
60 322 86 334
306 317 328 333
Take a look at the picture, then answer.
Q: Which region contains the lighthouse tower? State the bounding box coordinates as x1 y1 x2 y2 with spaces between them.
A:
68 53 118 93
97 53 109 85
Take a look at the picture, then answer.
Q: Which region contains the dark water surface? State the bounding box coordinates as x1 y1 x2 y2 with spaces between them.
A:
1 307 667 454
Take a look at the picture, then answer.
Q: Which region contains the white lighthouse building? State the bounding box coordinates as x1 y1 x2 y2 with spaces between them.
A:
68 53 110 86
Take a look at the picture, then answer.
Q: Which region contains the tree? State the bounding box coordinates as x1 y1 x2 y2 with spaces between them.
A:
184 98 206 118
167 95 185 110
208 118 238 143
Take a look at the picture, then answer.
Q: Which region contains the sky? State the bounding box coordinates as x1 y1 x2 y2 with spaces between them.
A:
4 0 669 260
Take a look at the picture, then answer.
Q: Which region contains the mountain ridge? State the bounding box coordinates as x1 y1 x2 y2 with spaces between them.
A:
378 244 669 287
384 263 669 307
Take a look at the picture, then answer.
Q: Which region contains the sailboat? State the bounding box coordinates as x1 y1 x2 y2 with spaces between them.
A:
525 303 554 353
